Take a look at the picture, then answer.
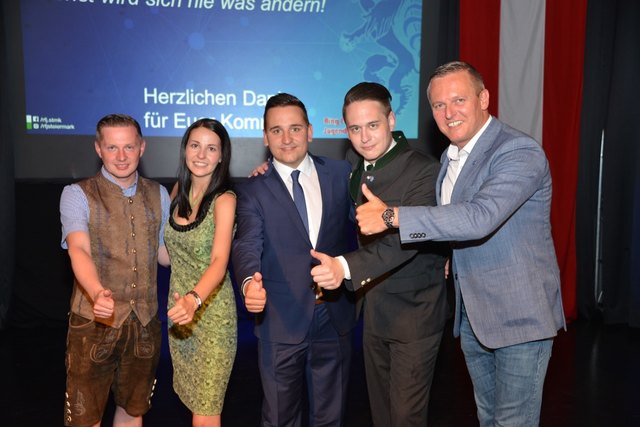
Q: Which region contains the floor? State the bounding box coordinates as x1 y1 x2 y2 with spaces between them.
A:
1 313 639 427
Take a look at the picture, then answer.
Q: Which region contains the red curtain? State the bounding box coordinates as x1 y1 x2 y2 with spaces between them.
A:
459 0 500 118
542 0 586 323
459 0 584 322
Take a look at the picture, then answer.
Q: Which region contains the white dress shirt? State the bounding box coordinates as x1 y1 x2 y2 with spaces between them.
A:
441 116 492 205
272 154 322 248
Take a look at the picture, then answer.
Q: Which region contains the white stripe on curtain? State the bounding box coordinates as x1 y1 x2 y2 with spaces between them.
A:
498 0 546 145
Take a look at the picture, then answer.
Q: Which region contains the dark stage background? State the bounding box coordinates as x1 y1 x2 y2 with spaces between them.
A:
1 2 639 424
3 0 638 331
1 1 640 426
1 0 458 329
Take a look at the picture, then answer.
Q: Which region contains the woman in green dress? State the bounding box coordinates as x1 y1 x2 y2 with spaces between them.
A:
164 118 236 427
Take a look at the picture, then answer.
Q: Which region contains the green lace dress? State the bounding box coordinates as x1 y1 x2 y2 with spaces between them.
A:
164 194 237 415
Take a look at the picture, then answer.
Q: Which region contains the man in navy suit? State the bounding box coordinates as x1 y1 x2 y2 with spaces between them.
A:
232 93 357 427
357 61 566 426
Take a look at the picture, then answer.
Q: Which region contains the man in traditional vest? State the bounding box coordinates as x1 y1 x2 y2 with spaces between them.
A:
59 114 170 427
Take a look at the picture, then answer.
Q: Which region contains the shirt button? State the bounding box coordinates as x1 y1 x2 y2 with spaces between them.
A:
131 283 136 288
130 300 135 306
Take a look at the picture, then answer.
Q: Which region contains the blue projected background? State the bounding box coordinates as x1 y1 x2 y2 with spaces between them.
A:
21 0 423 138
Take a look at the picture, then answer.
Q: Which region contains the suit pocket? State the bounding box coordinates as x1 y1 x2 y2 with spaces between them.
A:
89 324 120 363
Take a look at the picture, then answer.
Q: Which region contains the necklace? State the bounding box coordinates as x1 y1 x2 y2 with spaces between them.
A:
189 187 204 207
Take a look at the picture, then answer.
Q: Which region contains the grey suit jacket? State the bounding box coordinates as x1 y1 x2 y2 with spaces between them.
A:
399 117 566 348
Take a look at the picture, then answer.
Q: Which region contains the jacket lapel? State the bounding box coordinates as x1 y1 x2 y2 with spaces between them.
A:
451 117 501 203
349 158 364 203
314 155 331 245
436 151 448 206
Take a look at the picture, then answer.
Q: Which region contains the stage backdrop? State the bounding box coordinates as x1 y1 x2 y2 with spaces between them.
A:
576 0 640 327
9 0 429 179
0 0 460 328
459 0 587 323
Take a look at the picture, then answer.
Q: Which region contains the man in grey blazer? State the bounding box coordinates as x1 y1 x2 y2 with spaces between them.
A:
356 61 566 427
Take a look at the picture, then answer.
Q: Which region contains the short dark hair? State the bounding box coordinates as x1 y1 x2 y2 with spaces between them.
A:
96 114 143 141
427 61 485 100
263 93 310 127
342 82 393 119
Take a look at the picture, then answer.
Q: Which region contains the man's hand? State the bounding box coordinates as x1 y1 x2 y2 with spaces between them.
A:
93 289 115 318
167 292 198 325
245 272 267 313
310 249 345 290
249 162 269 177
356 184 389 235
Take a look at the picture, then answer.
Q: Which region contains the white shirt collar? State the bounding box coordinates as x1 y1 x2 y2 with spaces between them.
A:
272 153 313 181
449 116 492 160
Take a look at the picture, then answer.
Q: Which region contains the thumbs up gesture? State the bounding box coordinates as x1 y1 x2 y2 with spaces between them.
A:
356 184 389 235
310 249 345 290
245 272 267 313
167 292 198 325
93 288 115 319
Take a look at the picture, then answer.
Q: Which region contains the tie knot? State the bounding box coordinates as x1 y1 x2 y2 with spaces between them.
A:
291 169 301 182
365 164 374 171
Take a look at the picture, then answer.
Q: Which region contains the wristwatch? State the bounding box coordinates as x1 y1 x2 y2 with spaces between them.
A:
382 207 395 229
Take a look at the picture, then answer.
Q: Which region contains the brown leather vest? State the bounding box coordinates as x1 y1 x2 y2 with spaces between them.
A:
69 173 161 327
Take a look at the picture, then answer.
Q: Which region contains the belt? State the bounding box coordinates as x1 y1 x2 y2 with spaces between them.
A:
313 285 324 304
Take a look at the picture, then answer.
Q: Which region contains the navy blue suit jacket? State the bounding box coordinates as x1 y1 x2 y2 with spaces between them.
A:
232 154 357 344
